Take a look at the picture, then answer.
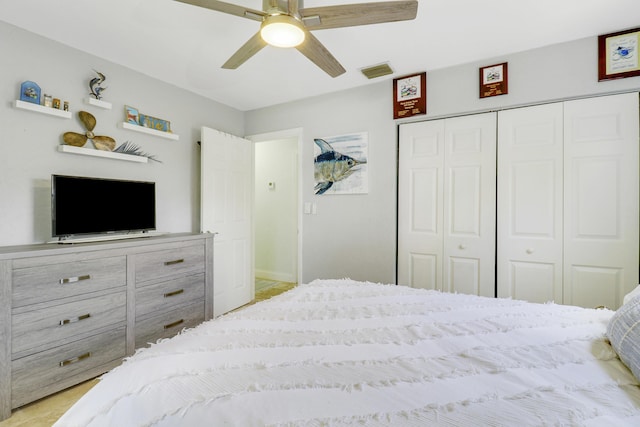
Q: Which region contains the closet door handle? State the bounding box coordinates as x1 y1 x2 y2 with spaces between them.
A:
526 248 535 254
458 244 466 250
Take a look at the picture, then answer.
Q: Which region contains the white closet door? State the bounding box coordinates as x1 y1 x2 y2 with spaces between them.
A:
443 113 496 297
563 93 639 309
497 103 564 303
201 127 254 316
398 113 496 296
398 120 445 290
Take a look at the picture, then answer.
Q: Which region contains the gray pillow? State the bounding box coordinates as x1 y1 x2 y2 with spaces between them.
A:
607 295 640 381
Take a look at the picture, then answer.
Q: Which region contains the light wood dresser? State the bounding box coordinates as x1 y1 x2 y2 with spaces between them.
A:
0 232 214 421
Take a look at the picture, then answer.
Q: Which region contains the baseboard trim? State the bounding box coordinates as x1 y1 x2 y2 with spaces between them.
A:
255 270 296 283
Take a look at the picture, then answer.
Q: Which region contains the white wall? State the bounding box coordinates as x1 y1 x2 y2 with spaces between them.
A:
254 138 298 282
246 85 398 284
245 35 640 285
0 22 244 246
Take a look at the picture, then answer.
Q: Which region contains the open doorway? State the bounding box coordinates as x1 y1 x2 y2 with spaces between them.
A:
251 128 302 294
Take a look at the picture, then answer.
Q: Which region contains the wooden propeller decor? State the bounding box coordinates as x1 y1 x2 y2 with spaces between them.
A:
63 111 116 151
175 0 418 77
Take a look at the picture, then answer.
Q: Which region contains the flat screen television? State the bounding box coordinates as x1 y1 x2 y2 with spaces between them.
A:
52 174 156 240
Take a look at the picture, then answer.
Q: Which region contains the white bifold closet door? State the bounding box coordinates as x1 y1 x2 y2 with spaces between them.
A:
398 112 497 297
496 103 564 304
201 127 254 317
497 93 639 309
563 94 639 309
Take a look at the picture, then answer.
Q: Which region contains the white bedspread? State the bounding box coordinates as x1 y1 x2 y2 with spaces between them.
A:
54 279 640 426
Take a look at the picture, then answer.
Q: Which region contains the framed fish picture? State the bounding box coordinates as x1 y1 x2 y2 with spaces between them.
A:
313 132 368 195
598 27 640 81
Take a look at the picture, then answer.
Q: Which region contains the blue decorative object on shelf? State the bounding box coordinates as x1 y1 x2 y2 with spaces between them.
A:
20 81 41 104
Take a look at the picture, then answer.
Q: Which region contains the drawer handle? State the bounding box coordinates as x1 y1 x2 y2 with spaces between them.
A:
59 313 91 326
164 259 184 266
164 289 184 298
164 319 184 329
59 274 91 284
59 352 92 367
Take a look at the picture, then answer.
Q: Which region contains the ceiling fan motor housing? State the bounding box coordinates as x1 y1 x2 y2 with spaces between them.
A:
263 0 299 16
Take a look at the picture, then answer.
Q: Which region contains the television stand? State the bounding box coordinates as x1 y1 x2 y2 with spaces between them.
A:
0 232 213 421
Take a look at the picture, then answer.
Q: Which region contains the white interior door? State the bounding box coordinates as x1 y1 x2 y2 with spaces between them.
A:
497 103 564 303
563 93 639 309
398 120 444 289
398 113 496 296
201 127 254 316
443 113 496 297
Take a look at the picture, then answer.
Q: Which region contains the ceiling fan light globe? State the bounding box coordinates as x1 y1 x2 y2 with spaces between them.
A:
260 15 305 48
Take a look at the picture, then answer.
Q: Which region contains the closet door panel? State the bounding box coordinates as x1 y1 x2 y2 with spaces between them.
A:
443 113 496 297
497 103 564 303
563 93 639 309
508 261 556 303
398 120 444 289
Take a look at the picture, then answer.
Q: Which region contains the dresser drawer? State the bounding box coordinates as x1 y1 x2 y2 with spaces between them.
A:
12 290 126 357
134 244 205 284
135 301 205 348
136 273 205 319
12 256 126 307
11 327 126 408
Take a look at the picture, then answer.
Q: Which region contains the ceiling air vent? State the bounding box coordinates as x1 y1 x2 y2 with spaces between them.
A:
360 62 394 79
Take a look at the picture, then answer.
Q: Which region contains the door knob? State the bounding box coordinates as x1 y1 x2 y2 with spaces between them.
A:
459 244 466 250
526 248 535 254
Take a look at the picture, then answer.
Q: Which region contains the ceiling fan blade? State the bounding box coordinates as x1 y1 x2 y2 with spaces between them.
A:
63 132 88 147
93 136 116 151
300 1 418 30
296 31 346 78
78 111 96 132
175 0 266 21
222 31 268 69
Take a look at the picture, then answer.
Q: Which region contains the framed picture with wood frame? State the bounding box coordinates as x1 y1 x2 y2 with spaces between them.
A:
393 72 426 119
598 27 640 81
479 62 508 98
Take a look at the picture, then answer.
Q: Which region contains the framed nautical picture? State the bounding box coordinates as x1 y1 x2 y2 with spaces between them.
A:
20 81 41 104
125 105 140 125
479 62 508 98
598 27 640 81
139 114 171 132
393 72 426 119
313 132 368 195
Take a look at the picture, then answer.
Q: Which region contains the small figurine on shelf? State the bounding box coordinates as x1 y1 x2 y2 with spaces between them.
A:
89 70 107 100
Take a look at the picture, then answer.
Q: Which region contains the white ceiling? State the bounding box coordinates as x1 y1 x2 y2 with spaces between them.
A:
1 0 639 111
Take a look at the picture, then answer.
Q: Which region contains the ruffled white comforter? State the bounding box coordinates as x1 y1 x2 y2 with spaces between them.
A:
54 279 640 426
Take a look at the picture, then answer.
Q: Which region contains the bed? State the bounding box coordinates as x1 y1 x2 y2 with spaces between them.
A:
54 279 640 426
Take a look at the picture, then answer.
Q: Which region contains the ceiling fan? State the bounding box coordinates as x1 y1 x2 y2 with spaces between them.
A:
176 0 418 77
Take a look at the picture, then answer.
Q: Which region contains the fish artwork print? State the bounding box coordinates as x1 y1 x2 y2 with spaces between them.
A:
313 132 368 195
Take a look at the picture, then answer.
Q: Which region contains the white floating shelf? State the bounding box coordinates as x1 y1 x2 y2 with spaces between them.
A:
14 99 71 119
58 145 148 163
85 97 112 109
120 121 179 140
